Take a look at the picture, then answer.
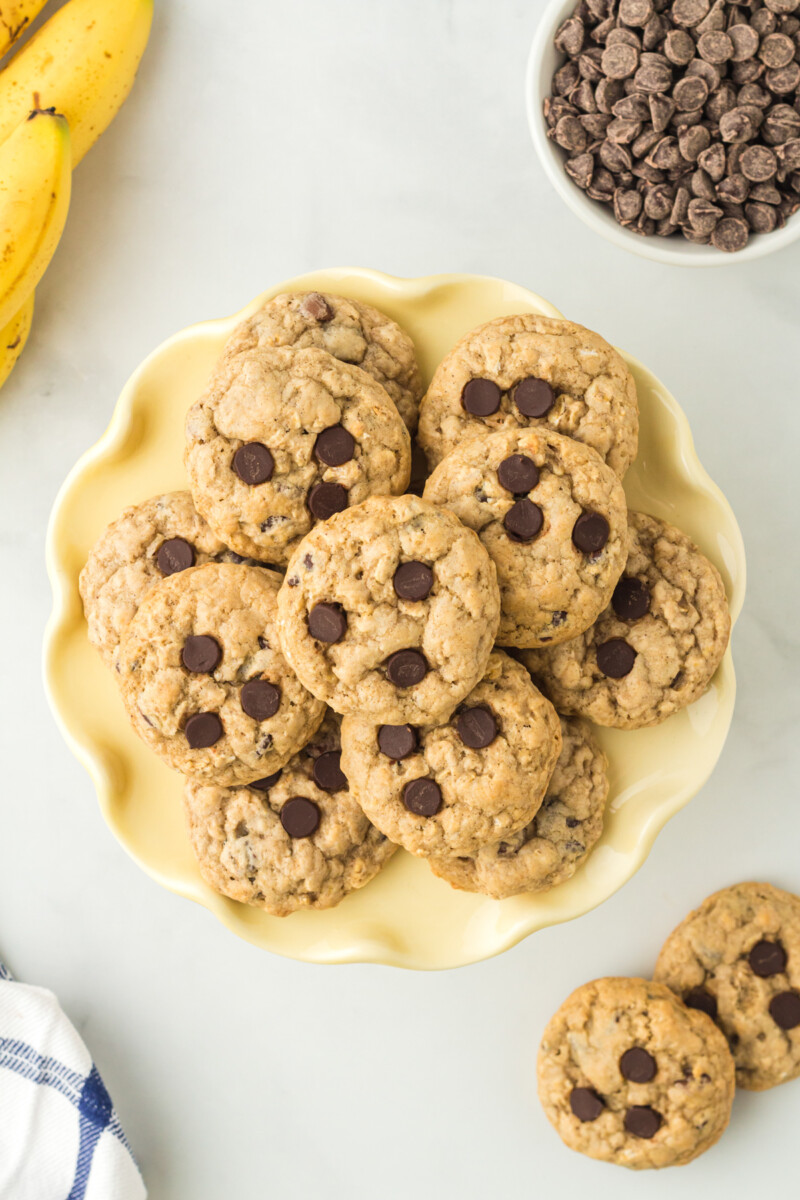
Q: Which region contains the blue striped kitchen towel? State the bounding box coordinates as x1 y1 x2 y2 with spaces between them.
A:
0 960 146 1199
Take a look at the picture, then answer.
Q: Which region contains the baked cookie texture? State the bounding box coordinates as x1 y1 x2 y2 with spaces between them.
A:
185 345 411 564
521 512 731 728
423 427 628 648
117 563 325 786
417 313 638 478
429 716 607 897
654 882 800 1092
538 977 735 1170
276 494 501 724
183 712 396 916
224 290 424 432
340 651 561 858
79 492 231 667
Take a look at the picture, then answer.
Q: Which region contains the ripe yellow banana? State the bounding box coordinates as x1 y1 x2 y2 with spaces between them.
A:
0 111 71 330
0 1 49 56
0 0 153 166
0 290 34 390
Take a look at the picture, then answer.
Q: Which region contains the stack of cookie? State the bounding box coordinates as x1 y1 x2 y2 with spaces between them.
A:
80 290 731 916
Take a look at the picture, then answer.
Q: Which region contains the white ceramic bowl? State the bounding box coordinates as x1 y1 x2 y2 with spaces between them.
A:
526 0 800 267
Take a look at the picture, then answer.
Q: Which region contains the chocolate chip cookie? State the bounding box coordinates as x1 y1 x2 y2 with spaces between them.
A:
654 882 800 1092
423 427 628 648
417 314 638 477
117 562 325 786
340 651 561 858
538 977 735 1169
521 512 730 727
429 716 607 897
182 711 396 915
224 290 423 432
276 494 501 724
185 345 411 564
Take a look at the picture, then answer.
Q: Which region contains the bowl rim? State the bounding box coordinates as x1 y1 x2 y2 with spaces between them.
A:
526 0 800 268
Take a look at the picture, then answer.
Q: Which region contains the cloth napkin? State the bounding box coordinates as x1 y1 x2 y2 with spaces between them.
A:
0 960 146 1200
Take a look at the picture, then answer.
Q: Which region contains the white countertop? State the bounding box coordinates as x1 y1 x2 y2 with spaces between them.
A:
0 1 798 1196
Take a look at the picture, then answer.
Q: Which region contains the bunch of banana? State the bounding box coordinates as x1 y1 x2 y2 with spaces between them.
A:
0 0 153 390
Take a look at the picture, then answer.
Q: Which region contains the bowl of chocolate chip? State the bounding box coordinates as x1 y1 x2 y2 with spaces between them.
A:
527 0 800 263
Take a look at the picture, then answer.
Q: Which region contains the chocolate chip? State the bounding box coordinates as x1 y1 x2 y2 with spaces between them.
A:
769 991 800 1029
748 940 787 976
313 750 347 792
504 498 544 542
555 114 590 152
556 15 586 56
385 649 428 687
249 769 283 792
620 0 654 25
232 442 274 485
514 376 555 417
181 634 222 674
602 42 640 78
240 678 280 721
394 561 434 601
674 75 709 110
308 481 348 521
685 987 718 1019
672 0 711 27
280 796 320 838
308 602 347 643
156 537 194 575
665 28 697 64
455 706 498 749
728 23 760 62
711 215 750 250
299 292 334 322
378 724 418 760
402 777 442 816
462 378 501 416
698 30 733 63
596 638 637 677
570 1087 605 1122
497 454 540 494
612 577 651 620
314 425 355 467
760 32 796 69
620 1047 657 1083
624 1106 662 1138
572 511 610 553
185 712 223 748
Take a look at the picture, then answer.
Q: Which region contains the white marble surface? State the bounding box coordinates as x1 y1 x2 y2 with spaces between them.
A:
0 1 798 1195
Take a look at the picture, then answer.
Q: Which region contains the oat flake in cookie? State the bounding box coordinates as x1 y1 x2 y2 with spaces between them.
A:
423 427 628 648
117 563 324 787
417 313 638 477
223 291 423 432
654 882 800 1091
276 494 501 724
185 345 411 564
429 716 607 897
538 977 735 1169
521 511 730 727
182 712 396 916
341 651 561 858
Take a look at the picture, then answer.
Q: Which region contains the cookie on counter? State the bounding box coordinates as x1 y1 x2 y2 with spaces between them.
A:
276 494 501 724
417 313 638 477
117 562 324 786
654 882 800 1092
423 427 627 648
538 977 735 1170
224 290 423 432
340 651 561 858
429 716 607 897
521 512 730 728
185 345 411 564
183 711 396 916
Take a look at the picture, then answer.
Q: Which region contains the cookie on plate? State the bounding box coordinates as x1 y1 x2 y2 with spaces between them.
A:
276 494 501 724
654 882 800 1092
538 977 735 1170
185 345 411 564
521 512 731 728
224 290 423 432
417 313 638 477
340 651 561 858
117 562 325 786
423 427 627 648
429 716 607 897
183 711 396 916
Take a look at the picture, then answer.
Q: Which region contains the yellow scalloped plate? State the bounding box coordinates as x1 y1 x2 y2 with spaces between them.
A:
43 269 745 970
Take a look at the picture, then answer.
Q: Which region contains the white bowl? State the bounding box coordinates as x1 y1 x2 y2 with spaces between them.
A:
526 0 800 267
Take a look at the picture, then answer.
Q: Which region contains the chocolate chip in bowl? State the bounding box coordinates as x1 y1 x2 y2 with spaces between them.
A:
527 0 800 262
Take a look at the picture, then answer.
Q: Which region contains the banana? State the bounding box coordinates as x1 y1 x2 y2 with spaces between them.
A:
0 0 153 166
0 290 34 390
0 1 49 56
0 111 71 330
